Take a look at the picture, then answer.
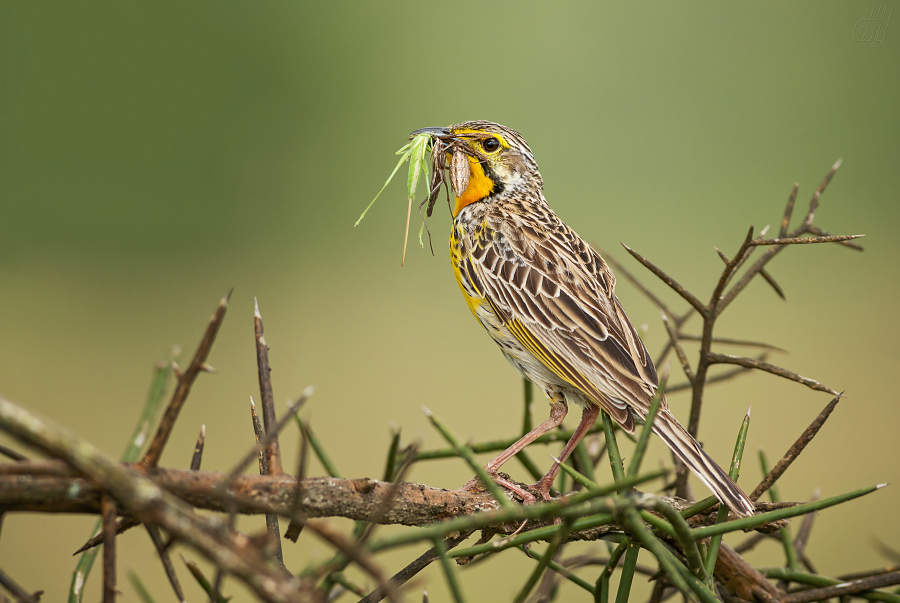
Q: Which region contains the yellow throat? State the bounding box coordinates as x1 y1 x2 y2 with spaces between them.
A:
453 156 494 217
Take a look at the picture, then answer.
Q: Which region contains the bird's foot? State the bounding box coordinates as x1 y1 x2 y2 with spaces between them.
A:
457 472 537 504
530 476 563 523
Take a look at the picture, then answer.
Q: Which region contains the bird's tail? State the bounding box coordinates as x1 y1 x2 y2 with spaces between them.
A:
652 408 755 517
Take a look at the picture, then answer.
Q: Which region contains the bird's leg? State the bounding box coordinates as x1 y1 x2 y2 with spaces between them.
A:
533 404 601 501
459 396 568 494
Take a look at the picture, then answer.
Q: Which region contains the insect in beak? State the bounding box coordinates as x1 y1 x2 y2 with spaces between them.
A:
449 148 470 197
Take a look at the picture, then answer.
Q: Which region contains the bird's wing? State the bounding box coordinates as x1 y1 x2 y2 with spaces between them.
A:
462 206 660 432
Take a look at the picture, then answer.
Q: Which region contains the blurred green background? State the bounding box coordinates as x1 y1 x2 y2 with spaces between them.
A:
1 1 898 601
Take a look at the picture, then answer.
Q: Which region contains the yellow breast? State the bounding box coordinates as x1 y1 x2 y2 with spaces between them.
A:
449 223 486 319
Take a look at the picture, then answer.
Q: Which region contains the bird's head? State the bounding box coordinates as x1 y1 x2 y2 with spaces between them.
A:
411 120 542 217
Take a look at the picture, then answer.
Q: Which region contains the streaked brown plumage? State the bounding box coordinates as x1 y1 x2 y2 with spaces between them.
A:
412 120 755 517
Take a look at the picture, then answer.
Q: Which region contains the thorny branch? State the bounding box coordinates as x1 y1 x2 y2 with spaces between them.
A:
617 161 859 503
0 160 890 603
139 291 230 470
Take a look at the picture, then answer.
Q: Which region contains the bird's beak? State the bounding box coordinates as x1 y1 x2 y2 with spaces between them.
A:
409 126 452 140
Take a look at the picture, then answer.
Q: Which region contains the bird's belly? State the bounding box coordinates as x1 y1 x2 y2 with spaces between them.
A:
467 297 568 394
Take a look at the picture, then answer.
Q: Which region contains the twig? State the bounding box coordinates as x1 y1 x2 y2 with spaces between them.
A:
514 520 574 602
182 557 229 603
146 525 186 602
315 446 421 599
294 417 341 478
731 532 773 555
793 489 820 560
382 425 402 483
655 309 696 368
750 394 842 501
101 495 117 603
434 535 467 603
711 225 757 316
835 567 900 583
329 573 367 597
661 312 694 383
807 225 865 251
70 352 176 601
666 356 765 394
303 520 399 603
414 425 604 461
675 334 786 352
191 425 206 471
718 160 846 315
601 249 678 319
874 540 900 563
73 518 140 555
357 531 473 603
0 396 313 603
749 234 864 246
647 580 672 603
706 353 838 395
250 398 283 564
3 470 797 534
254 298 283 476
520 542 597 596
780 183 800 237
0 444 27 462
759 268 787 300
803 159 843 228
0 568 41 603
763 568 900 603
226 389 312 482
554 553 658 579
284 409 310 543
621 244 707 315
360 443 420 538
140 292 230 469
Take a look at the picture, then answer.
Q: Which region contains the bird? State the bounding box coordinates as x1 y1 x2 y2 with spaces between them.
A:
411 120 755 518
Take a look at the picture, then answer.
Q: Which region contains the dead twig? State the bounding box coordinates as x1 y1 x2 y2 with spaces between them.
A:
146 524 186 603
250 397 284 564
358 531 474 603
706 353 838 395
749 234 864 246
73 518 140 555
226 389 312 485
602 248 678 319
718 160 851 315
675 334 786 352
0 397 313 603
732 532 772 554
779 183 800 237
191 425 206 471
254 298 283 476
0 568 42 603
782 570 900 603
284 404 311 543
621 244 707 315
140 292 230 469
0 445 27 462
750 395 842 501
793 489 820 561
806 225 865 251
666 354 767 394
101 495 117 603
661 311 694 384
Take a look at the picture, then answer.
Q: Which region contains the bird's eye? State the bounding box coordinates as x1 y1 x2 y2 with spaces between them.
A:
482 137 500 152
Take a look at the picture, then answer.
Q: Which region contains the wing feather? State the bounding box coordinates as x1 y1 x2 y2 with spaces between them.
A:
465 204 660 425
